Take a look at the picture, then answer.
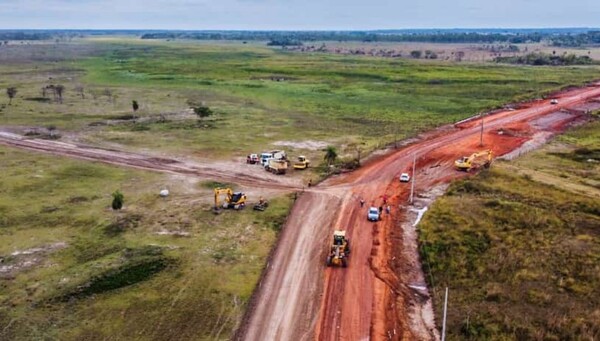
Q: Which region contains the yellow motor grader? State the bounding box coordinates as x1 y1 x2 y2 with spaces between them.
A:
326 230 350 267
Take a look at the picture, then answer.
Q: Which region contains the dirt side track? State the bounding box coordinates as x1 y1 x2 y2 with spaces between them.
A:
2 83 600 340
0 132 302 190
238 83 600 341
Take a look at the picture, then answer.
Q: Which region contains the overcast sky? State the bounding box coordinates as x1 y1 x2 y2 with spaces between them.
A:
0 0 598 30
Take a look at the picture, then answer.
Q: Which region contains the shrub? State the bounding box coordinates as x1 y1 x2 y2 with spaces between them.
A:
111 190 124 210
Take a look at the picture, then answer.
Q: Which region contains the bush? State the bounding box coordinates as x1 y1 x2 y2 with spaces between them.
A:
410 50 422 58
111 190 124 210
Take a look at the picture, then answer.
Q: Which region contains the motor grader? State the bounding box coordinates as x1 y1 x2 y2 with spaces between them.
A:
326 230 350 267
455 149 493 171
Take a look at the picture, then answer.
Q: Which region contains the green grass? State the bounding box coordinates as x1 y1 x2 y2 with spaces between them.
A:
2 39 600 161
0 146 293 340
419 119 600 340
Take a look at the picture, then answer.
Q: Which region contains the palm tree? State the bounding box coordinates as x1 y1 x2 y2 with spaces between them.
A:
324 146 338 167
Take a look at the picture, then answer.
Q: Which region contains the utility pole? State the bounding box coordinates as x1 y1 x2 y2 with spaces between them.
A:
409 153 416 204
479 112 485 147
441 287 449 341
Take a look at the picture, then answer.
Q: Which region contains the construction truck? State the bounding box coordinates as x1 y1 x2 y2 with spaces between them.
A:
293 155 310 170
246 154 259 164
455 150 493 171
326 230 350 267
260 150 287 167
265 158 288 174
214 188 246 210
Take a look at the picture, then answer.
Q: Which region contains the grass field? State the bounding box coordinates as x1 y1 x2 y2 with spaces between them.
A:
2 38 600 161
290 41 600 62
0 146 292 340
2 38 600 340
419 117 600 340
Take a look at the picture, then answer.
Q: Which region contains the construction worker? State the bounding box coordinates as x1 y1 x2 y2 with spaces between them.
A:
360 198 365 207
386 205 391 214
308 179 312 187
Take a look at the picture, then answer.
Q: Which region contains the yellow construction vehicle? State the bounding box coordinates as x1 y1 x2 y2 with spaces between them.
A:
293 155 310 170
265 158 288 174
214 188 247 210
326 230 350 267
253 196 269 211
455 150 493 171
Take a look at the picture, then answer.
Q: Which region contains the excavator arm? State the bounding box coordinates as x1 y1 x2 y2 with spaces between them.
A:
455 149 493 171
214 188 233 208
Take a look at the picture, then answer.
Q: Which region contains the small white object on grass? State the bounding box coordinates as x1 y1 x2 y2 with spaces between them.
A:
159 189 170 197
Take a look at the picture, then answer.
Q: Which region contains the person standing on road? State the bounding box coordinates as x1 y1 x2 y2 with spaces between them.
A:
386 205 391 215
360 198 365 207
379 206 383 215
382 194 388 205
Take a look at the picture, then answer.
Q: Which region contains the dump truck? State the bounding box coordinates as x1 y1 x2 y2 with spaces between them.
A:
260 150 287 167
265 158 288 174
326 230 350 267
293 155 310 170
455 150 493 171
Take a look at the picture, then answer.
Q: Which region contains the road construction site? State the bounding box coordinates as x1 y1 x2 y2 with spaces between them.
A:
2 83 600 341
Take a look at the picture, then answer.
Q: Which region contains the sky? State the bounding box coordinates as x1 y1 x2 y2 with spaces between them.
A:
0 0 599 30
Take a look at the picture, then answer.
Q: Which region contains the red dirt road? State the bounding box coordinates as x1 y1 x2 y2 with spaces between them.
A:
2 83 600 341
239 82 600 341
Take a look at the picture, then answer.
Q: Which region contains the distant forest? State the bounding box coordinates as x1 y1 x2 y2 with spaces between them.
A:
0 31 52 41
1 29 600 47
550 31 600 47
139 29 600 47
140 31 547 44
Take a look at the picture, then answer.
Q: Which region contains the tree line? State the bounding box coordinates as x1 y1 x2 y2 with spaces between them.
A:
0 32 52 41
141 31 549 44
550 31 600 47
495 52 595 66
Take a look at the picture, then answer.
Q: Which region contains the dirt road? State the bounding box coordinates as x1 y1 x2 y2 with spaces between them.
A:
239 82 600 341
2 83 600 340
0 131 303 190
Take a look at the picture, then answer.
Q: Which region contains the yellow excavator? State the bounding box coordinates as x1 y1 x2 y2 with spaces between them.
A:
455 149 493 171
293 155 310 170
326 230 350 267
214 188 246 210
